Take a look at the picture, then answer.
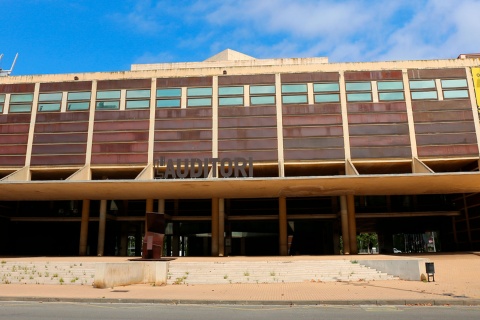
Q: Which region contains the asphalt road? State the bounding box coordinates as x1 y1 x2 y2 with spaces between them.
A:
1 302 479 320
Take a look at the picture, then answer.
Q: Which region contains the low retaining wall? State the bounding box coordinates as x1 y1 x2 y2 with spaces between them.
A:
358 258 428 281
94 261 169 288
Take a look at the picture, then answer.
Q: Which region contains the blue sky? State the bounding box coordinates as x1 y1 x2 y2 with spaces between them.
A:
1 0 480 75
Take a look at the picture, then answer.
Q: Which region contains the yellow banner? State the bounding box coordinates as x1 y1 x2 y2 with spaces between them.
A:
473 68 480 108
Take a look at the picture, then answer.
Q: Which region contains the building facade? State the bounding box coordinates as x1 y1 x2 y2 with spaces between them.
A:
1 49 480 256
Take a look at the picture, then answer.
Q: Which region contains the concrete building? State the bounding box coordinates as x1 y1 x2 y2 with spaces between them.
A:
1 49 480 256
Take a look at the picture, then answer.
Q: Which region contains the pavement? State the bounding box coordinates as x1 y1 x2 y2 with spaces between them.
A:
1 253 479 306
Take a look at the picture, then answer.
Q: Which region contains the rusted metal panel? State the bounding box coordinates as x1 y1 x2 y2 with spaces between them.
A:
93 131 150 143
218 150 277 161
97 79 151 90
94 120 150 131
412 100 472 112
351 146 412 158
281 72 340 83
156 108 212 119
95 110 150 121
344 70 403 81
413 111 474 123
92 143 148 153
30 154 86 166
219 138 278 150
414 122 476 134
157 77 212 87
0 144 28 154
36 112 90 122
33 133 88 144
284 149 345 161
349 124 410 135
32 144 87 154
348 102 407 113
283 125 344 137
219 127 277 139
416 133 478 146
0 114 31 124
417 144 479 157
218 74 275 85
218 106 276 117
348 113 408 124
0 134 29 144
349 135 411 147
283 114 343 126
40 81 92 92
284 137 344 148
155 130 212 141
34 122 89 133
154 141 212 152
155 119 212 130
0 156 26 166
219 117 277 128
282 104 341 115
0 124 30 134
0 83 35 93
91 153 148 165
408 68 466 79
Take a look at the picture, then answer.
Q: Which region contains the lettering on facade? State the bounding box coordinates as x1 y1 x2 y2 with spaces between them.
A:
154 157 253 179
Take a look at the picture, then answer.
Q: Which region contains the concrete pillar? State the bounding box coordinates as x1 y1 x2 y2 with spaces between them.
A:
218 198 225 257
211 198 219 256
347 195 358 254
340 196 350 254
145 199 154 230
79 200 90 256
158 199 165 213
97 199 107 256
172 200 180 257
279 197 288 256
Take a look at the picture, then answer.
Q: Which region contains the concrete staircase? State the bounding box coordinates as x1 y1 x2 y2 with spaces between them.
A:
0 261 96 286
166 260 397 285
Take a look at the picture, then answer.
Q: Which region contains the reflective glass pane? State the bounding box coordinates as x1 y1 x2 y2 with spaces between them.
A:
411 91 437 100
68 102 90 111
282 95 308 104
156 88 181 97
9 104 31 113
379 92 405 101
187 98 212 107
96 90 121 99
10 93 33 103
377 81 404 91
126 89 150 99
126 100 150 109
346 82 371 91
250 85 275 94
251 96 275 105
281 84 307 93
96 101 120 109
68 91 91 100
409 80 435 89
314 83 339 92
39 92 62 101
219 86 243 95
314 94 340 103
443 90 469 99
347 93 372 102
441 79 467 88
38 103 61 112
219 97 244 106
156 99 181 108
0 104 3 113
187 87 212 97
0 94 4 103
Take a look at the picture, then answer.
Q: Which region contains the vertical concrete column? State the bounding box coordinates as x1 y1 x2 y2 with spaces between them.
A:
279 197 288 256
402 69 419 161
97 199 107 256
158 199 165 213
347 195 358 254
145 199 154 231
79 199 90 256
275 73 285 177
211 198 219 256
340 196 350 254
24 82 40 167
172 200 180 256
218 198 225 256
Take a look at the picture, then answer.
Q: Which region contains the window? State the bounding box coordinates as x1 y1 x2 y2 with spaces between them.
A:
67 91 91 111
409 80 437 100
0 94 4 113
219 86 244 106
187 87 212 107
38 92 62 112
314 83 340 103
9 93 33 113
96 90 120 110
377 81 405 101
126 89 150 109
441 79 468 99
157 88 181 108
346 82 372 102
250 85 275 105
281 84 307 104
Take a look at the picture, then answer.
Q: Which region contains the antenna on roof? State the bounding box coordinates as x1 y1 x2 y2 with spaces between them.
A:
0 53 19 77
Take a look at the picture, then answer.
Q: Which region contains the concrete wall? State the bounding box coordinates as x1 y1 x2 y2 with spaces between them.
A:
94 261 169 288
358 258 429 281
